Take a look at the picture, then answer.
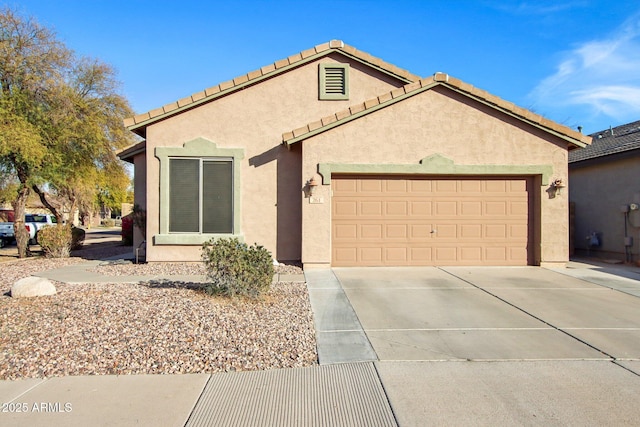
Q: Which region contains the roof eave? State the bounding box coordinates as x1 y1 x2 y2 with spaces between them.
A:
117 140 146 164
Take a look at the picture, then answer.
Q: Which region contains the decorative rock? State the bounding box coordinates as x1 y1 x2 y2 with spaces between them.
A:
11 276 57 298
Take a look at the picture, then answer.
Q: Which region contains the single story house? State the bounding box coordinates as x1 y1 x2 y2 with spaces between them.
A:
118 40 591 268
569 120 640 262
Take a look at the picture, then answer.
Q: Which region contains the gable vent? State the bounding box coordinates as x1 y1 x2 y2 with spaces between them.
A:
319 63 349 100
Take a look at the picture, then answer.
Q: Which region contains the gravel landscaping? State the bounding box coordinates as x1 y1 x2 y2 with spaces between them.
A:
0 245 317 380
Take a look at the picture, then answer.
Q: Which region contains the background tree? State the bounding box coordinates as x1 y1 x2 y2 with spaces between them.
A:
0 8 134 257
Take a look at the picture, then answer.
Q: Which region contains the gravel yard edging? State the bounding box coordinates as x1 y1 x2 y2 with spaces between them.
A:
0 255 317 380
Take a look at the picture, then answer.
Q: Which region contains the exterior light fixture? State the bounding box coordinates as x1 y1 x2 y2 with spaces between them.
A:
552 178 566 196
307 177 320 196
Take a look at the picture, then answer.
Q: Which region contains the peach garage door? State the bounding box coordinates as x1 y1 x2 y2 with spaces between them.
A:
331 175 533 266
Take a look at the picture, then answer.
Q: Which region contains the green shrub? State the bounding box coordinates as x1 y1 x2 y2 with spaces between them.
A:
71 226 85 250
201 237 275 298
102 218 115 227
38 224 72 258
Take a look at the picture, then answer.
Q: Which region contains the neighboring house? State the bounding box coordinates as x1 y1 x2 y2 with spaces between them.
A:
569 120 640 262
118 40 590 268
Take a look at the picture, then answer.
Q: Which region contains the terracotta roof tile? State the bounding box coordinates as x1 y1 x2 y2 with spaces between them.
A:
321 114 338 126
247 69 263 80
162 102 179 114
283 72 591 147
300 48 317 59
282 131 294 141
404 81 421 93
315 42 331 52
390 87 406 99
378 92 393 104
288 53 303 63
147 108 163 119
260 63 276 74
219 80 235 91
335 109 351 121
308 120 324 131
134 112 151 123
178 96 193 108
293 125 310 138
205 85 221 96
233 75 249 85
364 98 380 109
192 91 206 102
274 58 290 69
349 103 366 115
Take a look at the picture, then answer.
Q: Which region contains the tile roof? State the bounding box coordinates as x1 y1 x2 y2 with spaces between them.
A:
123 40 420 136
283 72 592 148
569 120 640 163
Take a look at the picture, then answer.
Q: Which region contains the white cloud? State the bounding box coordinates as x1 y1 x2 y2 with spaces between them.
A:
529 13 640 130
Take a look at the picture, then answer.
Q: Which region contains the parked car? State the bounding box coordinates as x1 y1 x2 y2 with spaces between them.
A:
0 213 57 246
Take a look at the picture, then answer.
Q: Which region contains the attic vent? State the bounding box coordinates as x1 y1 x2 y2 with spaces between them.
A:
319 63 349 100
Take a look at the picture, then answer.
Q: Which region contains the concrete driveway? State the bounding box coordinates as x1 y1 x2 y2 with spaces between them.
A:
333 266 640 361
306 263 640 425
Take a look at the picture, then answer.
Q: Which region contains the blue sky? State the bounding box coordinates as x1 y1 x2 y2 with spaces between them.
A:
8 0 640 134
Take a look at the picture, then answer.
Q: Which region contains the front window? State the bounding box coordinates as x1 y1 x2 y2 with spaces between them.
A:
155 138 243 245
169 158 233 234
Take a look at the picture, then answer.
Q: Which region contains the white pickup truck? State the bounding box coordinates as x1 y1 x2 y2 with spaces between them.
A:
0 214 57 247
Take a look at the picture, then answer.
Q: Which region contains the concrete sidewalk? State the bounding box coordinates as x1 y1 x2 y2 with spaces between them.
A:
2 258 640 426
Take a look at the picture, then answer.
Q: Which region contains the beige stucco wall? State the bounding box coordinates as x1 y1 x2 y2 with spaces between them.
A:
142 54 406 262
569 154 640 261
301 86 570 267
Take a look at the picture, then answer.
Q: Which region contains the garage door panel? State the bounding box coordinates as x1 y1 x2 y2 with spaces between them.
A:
485 201 508 216
334 224 357 239
410 224 433 239
361 224 383 239
434 180 457 193
460 180 482 193
385 179 407 193
332 175 532 266
486 247 507 261
410 247 432 263
409 180 432 193
460 201 482 216
385 201 408 216
361 247 383 262
485 224 507 238
510 224 528 239
333 178 357 193
385 247 407 263
411 201 432 216
460 224 483 238
360 201 383 216
334 200 358 216
360 179 383 192
510 201 529 215
485 180 507 192
434 201 457 216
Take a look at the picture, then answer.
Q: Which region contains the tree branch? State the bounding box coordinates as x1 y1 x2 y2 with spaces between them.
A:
31 184 62 223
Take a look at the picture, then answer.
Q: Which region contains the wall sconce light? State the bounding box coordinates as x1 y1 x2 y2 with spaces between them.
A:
552 178 566 196
307 177 320 196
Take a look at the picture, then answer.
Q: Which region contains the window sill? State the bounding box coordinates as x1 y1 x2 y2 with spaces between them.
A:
153 233 244 245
